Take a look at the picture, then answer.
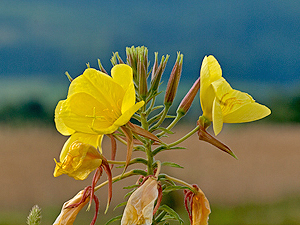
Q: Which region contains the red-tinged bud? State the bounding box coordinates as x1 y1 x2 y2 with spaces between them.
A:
126 46 149 94
150 54 169 93
164 52 183 107
177 77 200 116
197 120 237 159
138 50 148 100
151 52 159 81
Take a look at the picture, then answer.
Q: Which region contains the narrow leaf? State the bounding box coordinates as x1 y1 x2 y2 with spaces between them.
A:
127 122 161 143
161 162 184 169
159 205 184 224
104 215 122 225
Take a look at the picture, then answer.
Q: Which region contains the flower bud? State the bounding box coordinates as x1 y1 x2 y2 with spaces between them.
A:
177 77 200 116
150 53 169 94
126 46 149 88
164 52 183 107
54 141 102 180
137 49 148 100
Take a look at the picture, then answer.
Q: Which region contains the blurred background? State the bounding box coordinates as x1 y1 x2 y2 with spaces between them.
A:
1 0 300 224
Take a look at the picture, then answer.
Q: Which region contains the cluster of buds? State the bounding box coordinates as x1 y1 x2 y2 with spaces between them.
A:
51 46 271 224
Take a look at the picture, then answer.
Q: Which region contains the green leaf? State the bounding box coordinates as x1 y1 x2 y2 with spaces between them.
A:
104 215 122 225
113 202 127 211
152 146 186 156
123 184 139 189
156 127 174 134
158 205 184 224
124 189 136 198
161 162 184 169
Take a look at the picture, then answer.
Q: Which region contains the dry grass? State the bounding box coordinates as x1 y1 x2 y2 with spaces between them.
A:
0 124 299 223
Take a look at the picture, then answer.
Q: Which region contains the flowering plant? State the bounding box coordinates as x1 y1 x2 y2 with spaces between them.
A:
34 46 270 225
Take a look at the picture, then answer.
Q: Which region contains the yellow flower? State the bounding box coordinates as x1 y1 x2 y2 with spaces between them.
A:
53 190 89 225
55 64 144 158
54 141 102 180
184 185 211 225
121 177 158 225
200 55 271 135
191 186 211 225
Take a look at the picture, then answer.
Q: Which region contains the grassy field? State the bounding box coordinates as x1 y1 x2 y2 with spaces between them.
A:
0 124 299 224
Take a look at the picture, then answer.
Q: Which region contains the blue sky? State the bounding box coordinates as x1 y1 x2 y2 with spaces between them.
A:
1 0 300 87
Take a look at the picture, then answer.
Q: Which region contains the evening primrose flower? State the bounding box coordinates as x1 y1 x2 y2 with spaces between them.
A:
121 177 158 225
199 55 271 135
55 64 145 158
54 141 102 180
184 185 211 225
53 190 89 225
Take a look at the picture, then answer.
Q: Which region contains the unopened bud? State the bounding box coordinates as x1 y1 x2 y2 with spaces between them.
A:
150 54 169 94
177 77 200 116
137 50 148 100
126 46 149 91
164 52 183 107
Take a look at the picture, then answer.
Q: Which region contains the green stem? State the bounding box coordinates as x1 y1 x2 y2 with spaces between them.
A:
149 105 170 132
157 113 184 138
163 174 196 192
168 125 199 147
107 158 148 166
94 169 146 192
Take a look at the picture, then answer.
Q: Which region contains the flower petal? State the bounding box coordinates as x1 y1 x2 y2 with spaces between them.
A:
111 64 134 92
59 132 103 161
200 55 222 120
121 177 158 225
58 92 119 134
114 101 145 127
54 141 102 180
121 84 136 114
223 102 271 123
55 100 75 136
68 68 125 112
212 97 224 136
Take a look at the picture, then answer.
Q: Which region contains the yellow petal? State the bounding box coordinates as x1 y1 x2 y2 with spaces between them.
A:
59 92 121 134
223 102 271 123
121 83 136 114
55 100 75 136
212 97 224 136
54 141 102 180
59 133 103 161
200 55 223 120
111 64 134 92
68 68 125 111
114 101 145 127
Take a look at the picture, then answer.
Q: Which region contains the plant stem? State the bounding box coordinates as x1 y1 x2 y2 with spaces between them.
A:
168 125 199 147
94 170 144 192
163 174 196 192
157 113 184 138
